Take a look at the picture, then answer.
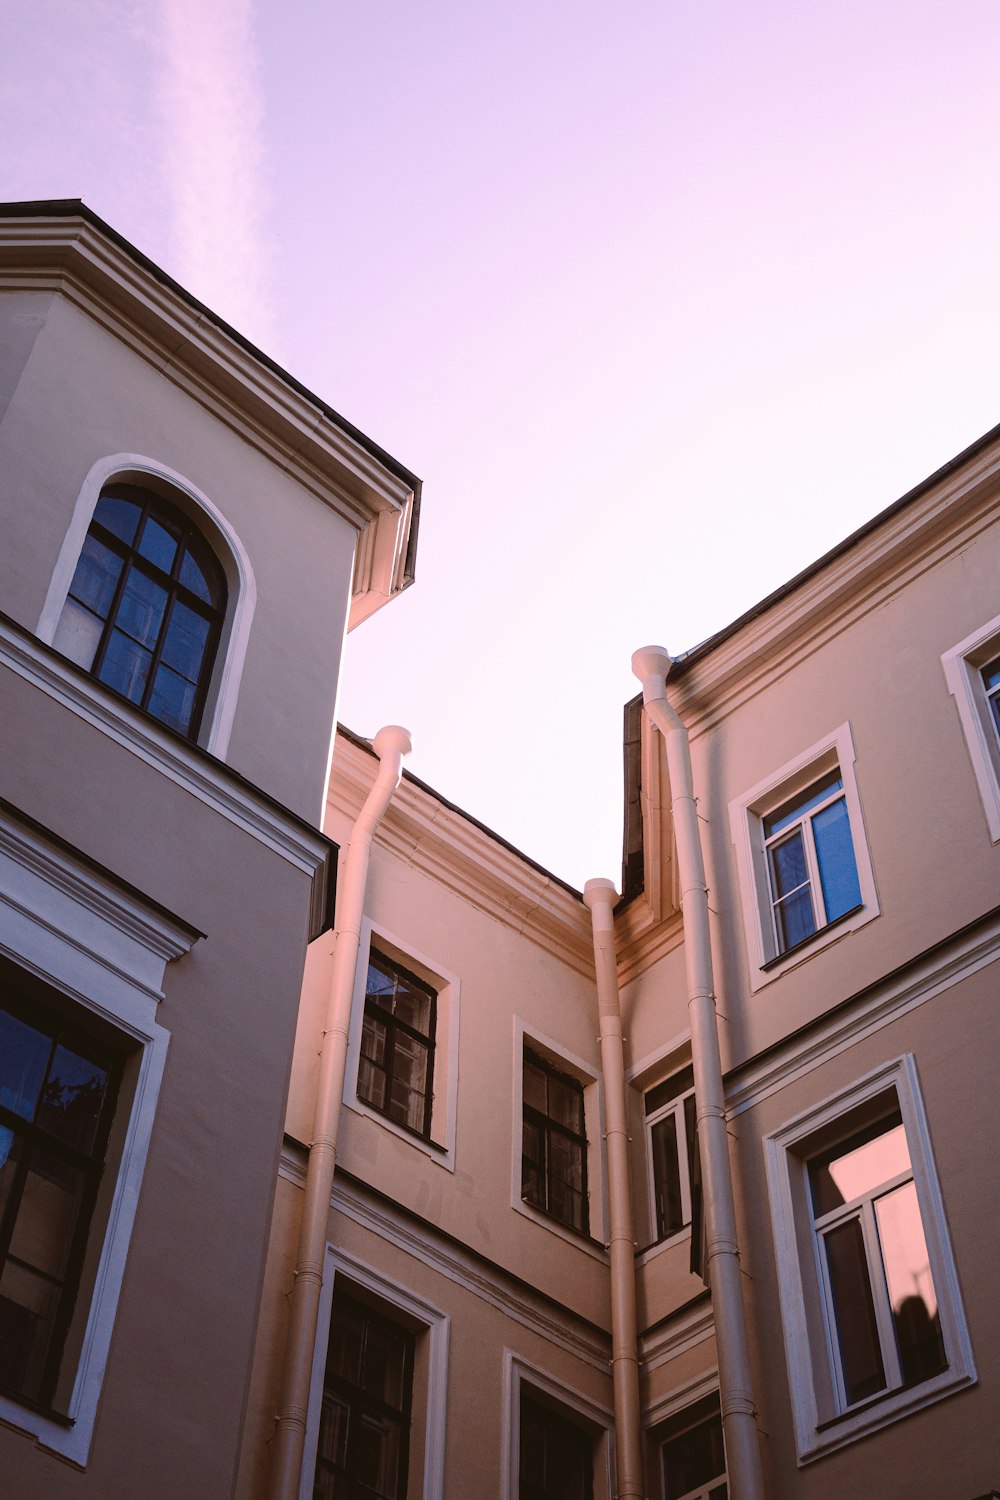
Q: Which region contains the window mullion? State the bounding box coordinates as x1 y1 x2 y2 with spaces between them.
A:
802 817 826 926
861 1198 902 1390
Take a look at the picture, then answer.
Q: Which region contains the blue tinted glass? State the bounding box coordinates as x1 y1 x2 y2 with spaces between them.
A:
98 630 153 703
160 601 209 682
0 1011 50 1120
115 567 167 648
775 886 816 950
179 548 213 603
137 515 179 574
765 774 843 837
93 494 140 545
769 830 808 898
68 535 123 619
146 665 196 733
37 1046 108 1155
982 657 1000 692
813 796 862 920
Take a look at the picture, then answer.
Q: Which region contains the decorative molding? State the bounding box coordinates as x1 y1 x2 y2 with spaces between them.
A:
0 619 331 888
502 1349 615 1500
642 1367 720 1429
329 734 595 977
639 1300 715 1375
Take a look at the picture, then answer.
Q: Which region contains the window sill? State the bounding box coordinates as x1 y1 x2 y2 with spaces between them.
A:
635 1225 692 1265
343 1095 455 1171
0 1385 75 1428
761 903 864 971
800 1364 976 1463
515 1196 608 1259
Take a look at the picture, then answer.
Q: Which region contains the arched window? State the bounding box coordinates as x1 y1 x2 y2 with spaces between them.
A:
53 484 227 740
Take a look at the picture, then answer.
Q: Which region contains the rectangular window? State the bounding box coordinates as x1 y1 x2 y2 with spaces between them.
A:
942 618 1000 843
982 654 1000 740
0 989 121 1408
358 951 436 1139
661 1409 728 1500
522 1049 589 1234
314 1291 414 1500
519 1392 594 1500
646 1066 696 1242
763 772 862 954
764 1057 975 1460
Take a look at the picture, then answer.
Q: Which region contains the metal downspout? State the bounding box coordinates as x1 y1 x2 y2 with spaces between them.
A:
630 648 764 1500
583 878 646 1500
268 725 412 1500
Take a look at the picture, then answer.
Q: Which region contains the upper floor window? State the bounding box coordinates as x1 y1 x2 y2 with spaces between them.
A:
52 485 227 741
522 1048 589 1235
763 771 862 955
646 1066 696 1243
358 951 436 1140
942 617 1000 844
0 989 121 1408
314 1290 414 1500
982 655 1000 740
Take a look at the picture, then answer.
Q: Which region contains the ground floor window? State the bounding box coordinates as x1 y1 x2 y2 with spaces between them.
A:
519 1391 594 1500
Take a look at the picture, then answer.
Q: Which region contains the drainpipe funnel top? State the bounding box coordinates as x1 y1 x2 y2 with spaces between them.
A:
372 725 413 760
583 878 619 911
631 646 673 704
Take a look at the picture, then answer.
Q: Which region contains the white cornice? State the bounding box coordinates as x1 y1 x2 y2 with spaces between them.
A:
0 212 417 630
1 621 331 892
329 735 595 977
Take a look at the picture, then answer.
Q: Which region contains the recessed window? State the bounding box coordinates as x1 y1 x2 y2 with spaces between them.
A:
53 484 226 740
0 990 120 1407
982 655 1000 740
763 771 862 954
522 1049 589 1235
519 1392 593 1500
645 1066 696 1242
661 1408 728 1500
358 951 436 1139
314 1291 414 1500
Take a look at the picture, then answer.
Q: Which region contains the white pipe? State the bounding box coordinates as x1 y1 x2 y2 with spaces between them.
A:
630 648 764 1500
583 878 645 1500
268 725 412 1500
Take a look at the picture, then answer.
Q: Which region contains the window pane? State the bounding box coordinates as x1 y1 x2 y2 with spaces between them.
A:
823 1217 886 1404
549 1131 583 1193
768 831 808 899
160 600 210 682
0 1011 50 1119
389 1078 425 1133
179 547 214 603
547 1075 583 1132
390 1033 428 1095
0 1258 60 1398
316 1391 349 1470
115 567 168 648
328 1303 364 1384
651 1110 685 1238
362 1320 408 1408
355 1410 400 1496
0 1127 21 1221
774 886 815 950
98 629 153 703
36 1045 109 1154
662 1412 726 1499
875 1180 947 1386
645 1066 694 1116
361 1013 387 1067
765 774 843 836
146 664 196 735
9 1150 85 1280
68 534 123 619
813 796 862 921
523 1060 548 1113
358 1058 387 1112
810 1113 907 1217
136 514 179 573
53 597 106 671
93 493 140 545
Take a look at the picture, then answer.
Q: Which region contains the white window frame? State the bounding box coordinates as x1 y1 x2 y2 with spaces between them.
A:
37 453 257 758
301 1245 450 1500
501 1349 614 1500
0 807 194 1464
512 1020 608 1256
344 919 460 1171
763 1055 975 1463
942 612 1000 842
644 1067 695 1248
729 723 879 989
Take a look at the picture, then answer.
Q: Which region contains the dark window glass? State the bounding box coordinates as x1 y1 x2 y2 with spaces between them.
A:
314 1292 413 1500
661 1410 727 1500
521 1050 588 1234
519 1393 593 1500
358 952 436 1139
54 484 226 741
0 991 118 1407
646 1067 696 1241
982 655 1000 736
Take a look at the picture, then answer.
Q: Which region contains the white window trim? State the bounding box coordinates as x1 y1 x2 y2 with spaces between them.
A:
344 919 460 1171
644 1073 695 1250
942 612 1000 843
501 1349 614 1500
728 723 879 990
512 1019 608 1257
300 1245 450 1500
37 453 257 758
763 1054 975 1463
0 808 194 1465
628 1035 696 1258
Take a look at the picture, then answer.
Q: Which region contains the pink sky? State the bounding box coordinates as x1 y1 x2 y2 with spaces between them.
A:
4 1 1000 886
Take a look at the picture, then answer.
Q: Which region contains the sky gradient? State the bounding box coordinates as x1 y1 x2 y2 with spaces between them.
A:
4 1 1000 886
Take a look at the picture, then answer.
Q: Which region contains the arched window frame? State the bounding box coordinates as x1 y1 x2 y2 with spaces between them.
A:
38 455 256 757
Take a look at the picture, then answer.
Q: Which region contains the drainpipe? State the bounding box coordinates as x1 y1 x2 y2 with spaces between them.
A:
630 648 764 1500
582 878 645 1500
268 725 413 1500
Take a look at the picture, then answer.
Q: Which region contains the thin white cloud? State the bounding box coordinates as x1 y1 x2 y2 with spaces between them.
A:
154 0 272 345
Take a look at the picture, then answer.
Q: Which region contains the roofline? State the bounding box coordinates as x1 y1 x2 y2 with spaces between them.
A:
336 723 584 902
